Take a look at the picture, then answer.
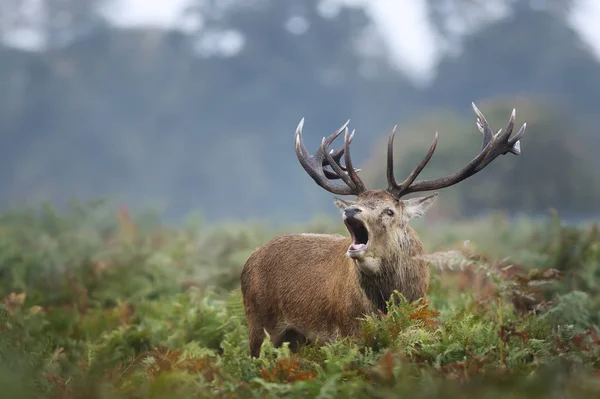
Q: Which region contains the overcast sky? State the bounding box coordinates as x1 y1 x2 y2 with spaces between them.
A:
106 0 600 83
5 0 599 83
106 0 438 82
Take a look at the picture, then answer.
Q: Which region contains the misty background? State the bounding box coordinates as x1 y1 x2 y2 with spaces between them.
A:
1 0 599 224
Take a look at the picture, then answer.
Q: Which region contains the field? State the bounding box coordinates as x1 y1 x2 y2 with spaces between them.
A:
0 202 599 398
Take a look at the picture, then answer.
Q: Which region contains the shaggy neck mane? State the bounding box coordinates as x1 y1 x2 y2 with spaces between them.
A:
357 229 425 313
358 266 400 314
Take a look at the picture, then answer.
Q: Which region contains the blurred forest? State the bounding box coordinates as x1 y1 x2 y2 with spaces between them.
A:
1 0 599 222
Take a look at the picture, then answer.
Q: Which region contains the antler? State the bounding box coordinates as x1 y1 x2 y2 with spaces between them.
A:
295 118 368 196
386 102 526 199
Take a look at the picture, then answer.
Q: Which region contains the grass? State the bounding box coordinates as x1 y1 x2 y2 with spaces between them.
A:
0 201 598 398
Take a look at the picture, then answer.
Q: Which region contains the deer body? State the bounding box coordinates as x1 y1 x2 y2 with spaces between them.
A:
241 193 431 356
241 103 526 357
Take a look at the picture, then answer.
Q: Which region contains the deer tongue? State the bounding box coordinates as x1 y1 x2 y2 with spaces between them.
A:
348 243 368 252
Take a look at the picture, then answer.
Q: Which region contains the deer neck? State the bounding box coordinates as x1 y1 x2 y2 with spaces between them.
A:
356 227 426 313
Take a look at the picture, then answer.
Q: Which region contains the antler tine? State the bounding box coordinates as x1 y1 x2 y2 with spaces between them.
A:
343 128 367 193
386 103 526 199
322 135 357 190
322 129 360 180
294 118 368 196
326 129 355 164
472 102 525 156
472 102 494 150
472 108 526 171
386 125 399 192
508 122 526 155
387 128 439 197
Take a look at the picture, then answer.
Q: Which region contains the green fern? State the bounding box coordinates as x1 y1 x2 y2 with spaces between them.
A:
0 202 599 398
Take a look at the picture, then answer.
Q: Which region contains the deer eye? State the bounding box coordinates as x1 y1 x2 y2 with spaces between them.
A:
384 208 394 217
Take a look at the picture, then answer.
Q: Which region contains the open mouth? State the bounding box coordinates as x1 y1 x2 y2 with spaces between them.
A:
344 217 369 256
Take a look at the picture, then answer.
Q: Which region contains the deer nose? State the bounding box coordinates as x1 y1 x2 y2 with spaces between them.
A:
344 207 361 218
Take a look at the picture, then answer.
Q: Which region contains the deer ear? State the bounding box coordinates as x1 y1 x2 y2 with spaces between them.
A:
403 193 438 220
333 197 356 211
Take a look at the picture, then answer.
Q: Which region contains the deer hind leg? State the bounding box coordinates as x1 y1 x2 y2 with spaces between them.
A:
279 328 309 353
247 320 289 358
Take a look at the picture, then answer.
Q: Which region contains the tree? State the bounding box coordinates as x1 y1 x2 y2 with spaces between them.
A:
425 0 578 51
359 97 600 219
423 4 600 118
0 0 108 49
1 0 599 222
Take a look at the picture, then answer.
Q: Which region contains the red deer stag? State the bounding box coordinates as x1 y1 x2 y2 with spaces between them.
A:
241 103 526 357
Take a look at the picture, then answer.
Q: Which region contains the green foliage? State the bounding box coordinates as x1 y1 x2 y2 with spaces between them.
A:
0 202 599 398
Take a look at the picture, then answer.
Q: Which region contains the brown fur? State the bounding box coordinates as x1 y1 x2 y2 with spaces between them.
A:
240 190 436 357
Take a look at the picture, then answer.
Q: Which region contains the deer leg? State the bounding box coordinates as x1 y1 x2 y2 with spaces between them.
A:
248 321 266 358
248 321 290 358
279 329 309 353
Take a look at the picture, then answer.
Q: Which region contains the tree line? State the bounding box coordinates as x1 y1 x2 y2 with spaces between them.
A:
0 0 598 222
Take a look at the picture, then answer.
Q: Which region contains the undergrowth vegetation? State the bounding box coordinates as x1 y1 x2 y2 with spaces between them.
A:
0 201 599 398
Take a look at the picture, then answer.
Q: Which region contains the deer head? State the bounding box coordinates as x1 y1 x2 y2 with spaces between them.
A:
294 103 525 273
